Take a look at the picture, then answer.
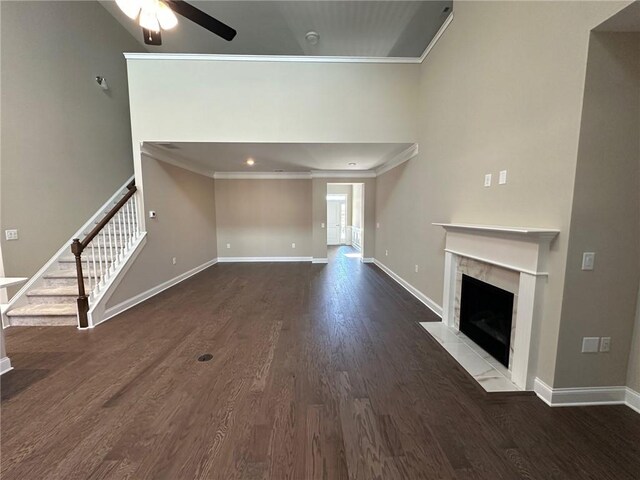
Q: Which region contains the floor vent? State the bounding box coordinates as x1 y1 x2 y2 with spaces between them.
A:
197 353 213 362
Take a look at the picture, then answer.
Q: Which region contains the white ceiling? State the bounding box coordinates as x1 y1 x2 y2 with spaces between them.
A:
100 1 453 57
147 142 414 173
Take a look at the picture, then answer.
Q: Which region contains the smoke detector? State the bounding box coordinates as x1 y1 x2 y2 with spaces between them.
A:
305 31 320 46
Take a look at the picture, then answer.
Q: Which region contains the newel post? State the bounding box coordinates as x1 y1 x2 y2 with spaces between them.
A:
71 238 89 328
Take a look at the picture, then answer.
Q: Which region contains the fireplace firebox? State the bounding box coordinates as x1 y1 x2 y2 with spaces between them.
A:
459 274 514 367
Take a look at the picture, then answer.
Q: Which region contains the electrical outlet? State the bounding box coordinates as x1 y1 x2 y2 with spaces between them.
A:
385 249 388 256
499 170 507 185
484 173 492 187
600 337 611 352
172 257 177 265
582 252 595 271
321 222 325 228
414 264 419 273
377 222 380 229
291 243 296 249
226 243 231 249
5 229 18 241
582 337 600 353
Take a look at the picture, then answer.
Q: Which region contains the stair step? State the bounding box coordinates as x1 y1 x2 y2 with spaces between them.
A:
7 303 77 326
27 286 78 304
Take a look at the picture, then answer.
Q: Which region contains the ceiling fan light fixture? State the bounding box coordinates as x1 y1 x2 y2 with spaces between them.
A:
156 1 178 30
116 0 141 19
139 7 160 32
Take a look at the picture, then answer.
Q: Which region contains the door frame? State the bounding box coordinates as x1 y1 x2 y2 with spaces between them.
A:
326 194 347 245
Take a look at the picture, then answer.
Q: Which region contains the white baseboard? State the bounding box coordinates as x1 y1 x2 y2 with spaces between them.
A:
534 378 639 413
312 258 328 264
625 387 640 414
0 356 13 375
362 258 374 264
218 256 312 263
372 259 443 317
103 258 219 321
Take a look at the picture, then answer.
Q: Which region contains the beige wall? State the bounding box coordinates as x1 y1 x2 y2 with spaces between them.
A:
215 179 312 258
555 33 640 388
313 177 376 260
106 157 217 308
374 0 629 386
0 1 143 283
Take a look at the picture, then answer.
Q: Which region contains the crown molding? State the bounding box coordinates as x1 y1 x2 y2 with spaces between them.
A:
124 52 421 64
214 171 311 180
310 170 376 179
376 143 418 176
418 11 454 63
141 143 214 178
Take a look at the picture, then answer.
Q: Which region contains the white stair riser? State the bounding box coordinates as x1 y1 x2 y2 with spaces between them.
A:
44 277 100 288
27 295 76 305
9 316 77 327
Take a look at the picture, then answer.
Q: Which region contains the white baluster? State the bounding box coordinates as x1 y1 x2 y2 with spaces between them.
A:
108 221 114 273
118 211 124 261
133 193 139 237
85 254 91 294
97 235 104 289
91 242 97 297
127 200 133 246
124 201 131 249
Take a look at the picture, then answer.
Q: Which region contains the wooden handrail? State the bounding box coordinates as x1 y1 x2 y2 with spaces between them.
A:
78 182 136 252
71 181 136 328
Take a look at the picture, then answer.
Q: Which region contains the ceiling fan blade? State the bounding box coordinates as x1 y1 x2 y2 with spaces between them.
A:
165 0 236 41
142 27 162 46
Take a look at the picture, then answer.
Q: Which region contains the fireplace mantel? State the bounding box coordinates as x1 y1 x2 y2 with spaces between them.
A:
434 223 559 277
433 223 559 239
435 222 560 390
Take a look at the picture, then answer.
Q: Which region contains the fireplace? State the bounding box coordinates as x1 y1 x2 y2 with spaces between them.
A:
459 274 514 367
435 223 559 390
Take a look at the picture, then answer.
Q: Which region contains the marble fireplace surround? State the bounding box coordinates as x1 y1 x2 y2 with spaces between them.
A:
434 223 559 390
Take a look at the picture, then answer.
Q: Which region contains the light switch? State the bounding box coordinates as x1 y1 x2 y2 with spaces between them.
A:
600 337 611 352
291 243 296 249
484 174 492 187
376 222 380 229
582 337 600 353
499 170 507 185
226 243 231 249
582 252 595 271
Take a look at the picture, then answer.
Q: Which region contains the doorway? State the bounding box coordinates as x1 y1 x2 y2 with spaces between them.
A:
327 183 364 261
327 194 346 245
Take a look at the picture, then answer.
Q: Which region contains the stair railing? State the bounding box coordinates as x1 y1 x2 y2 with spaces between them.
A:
71 180 139 328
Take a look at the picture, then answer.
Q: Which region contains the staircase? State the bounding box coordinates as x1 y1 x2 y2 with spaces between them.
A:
3 176 146 328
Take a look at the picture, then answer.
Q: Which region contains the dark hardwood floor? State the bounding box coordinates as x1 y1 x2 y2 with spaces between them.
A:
2 246 639 479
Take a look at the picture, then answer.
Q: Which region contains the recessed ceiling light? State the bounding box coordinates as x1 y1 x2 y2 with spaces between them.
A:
348 162 357 166
246 158 255 166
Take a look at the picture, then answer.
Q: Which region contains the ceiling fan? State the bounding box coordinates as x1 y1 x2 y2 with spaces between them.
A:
115 0 236 46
